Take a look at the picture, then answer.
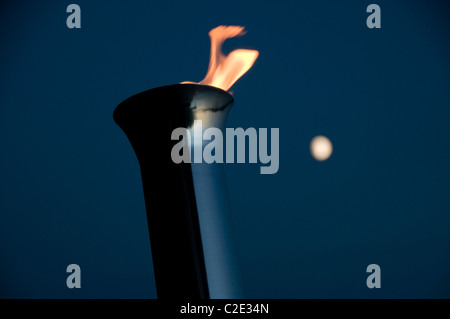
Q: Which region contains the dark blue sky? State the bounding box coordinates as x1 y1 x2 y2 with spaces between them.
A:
0 0 449 298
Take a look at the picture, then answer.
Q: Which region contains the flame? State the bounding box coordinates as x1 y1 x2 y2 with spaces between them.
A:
182 25 259 92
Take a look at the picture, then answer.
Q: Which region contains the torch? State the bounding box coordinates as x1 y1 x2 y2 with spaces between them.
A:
113 26 258 299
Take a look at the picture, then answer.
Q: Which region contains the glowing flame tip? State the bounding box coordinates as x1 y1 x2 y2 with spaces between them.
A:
183 25 259 92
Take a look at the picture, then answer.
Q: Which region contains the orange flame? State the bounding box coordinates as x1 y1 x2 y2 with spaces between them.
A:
183 25 259 92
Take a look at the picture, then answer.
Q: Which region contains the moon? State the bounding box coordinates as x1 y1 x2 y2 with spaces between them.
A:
310 135 333 161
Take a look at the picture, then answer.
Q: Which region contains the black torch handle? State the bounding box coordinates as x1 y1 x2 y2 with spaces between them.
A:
114 85 211 299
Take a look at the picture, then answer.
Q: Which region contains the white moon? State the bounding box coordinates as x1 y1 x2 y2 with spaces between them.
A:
310 135 333 161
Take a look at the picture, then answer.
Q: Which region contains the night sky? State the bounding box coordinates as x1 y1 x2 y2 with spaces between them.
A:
1 0 450 298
